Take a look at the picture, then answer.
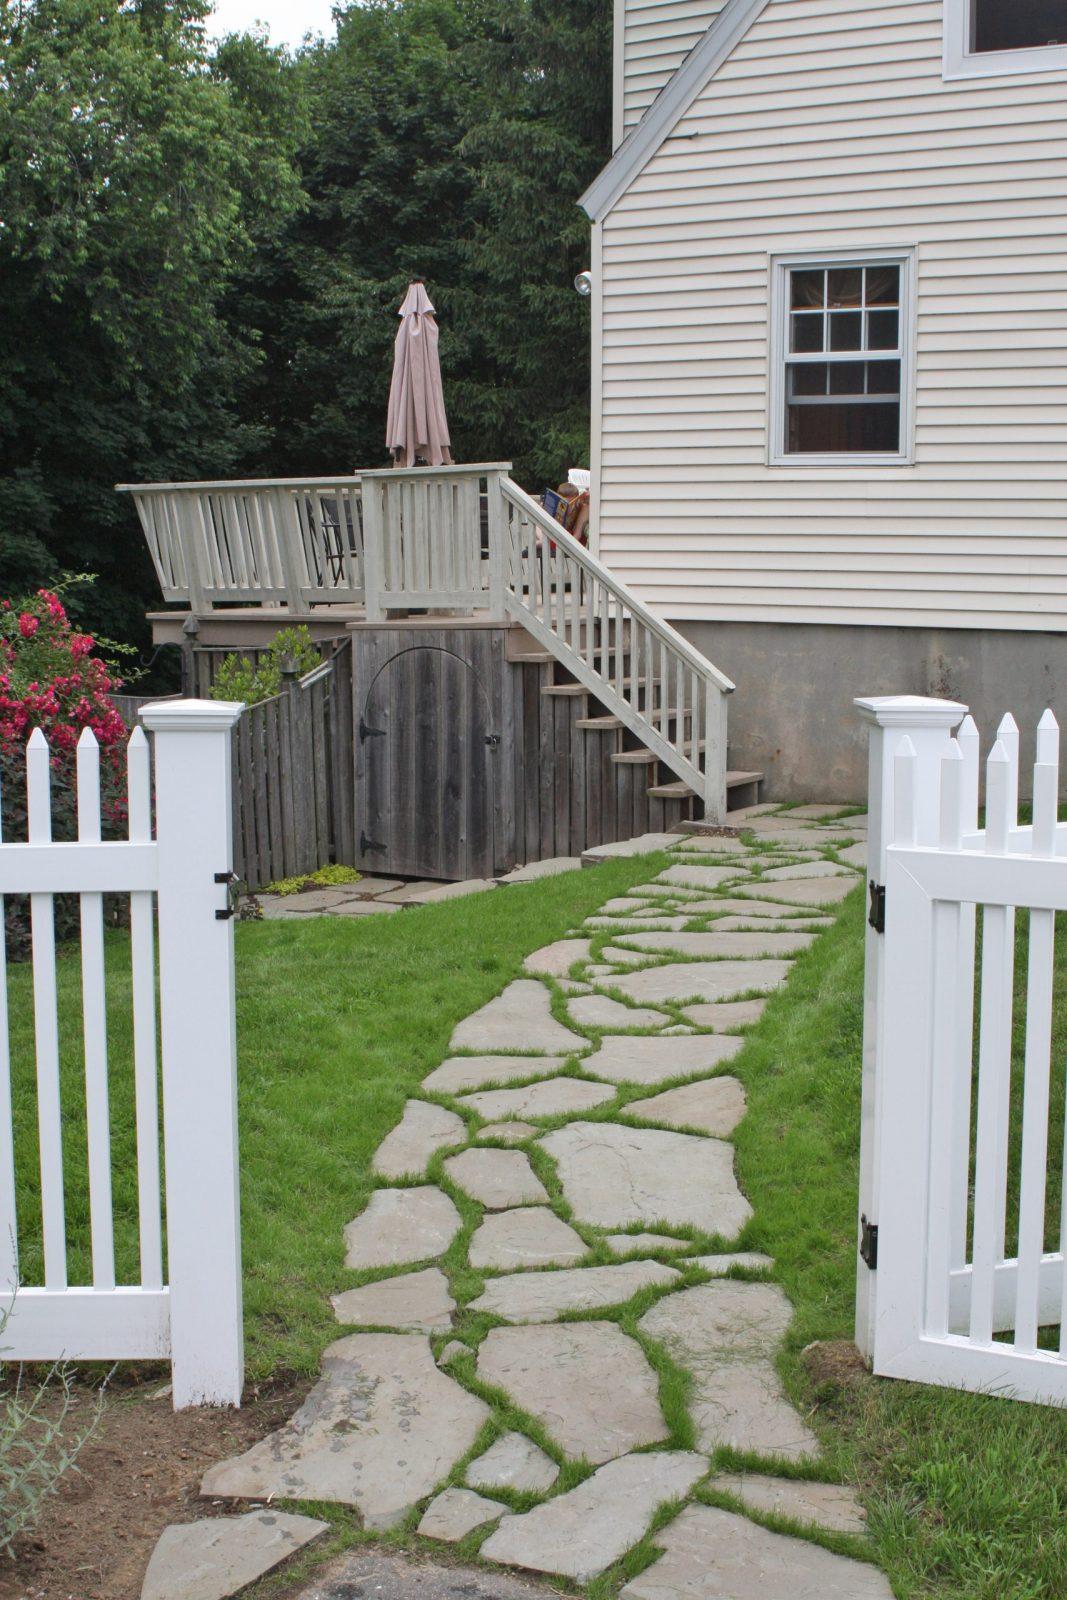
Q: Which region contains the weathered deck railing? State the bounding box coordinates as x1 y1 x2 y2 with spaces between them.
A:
121 463 734 816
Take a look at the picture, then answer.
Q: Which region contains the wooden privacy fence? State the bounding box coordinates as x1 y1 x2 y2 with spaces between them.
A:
0 704 244 1407
857 694 1067 1408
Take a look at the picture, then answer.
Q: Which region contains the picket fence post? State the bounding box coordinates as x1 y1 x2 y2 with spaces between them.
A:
852 694 968 1359
140 698 245 1407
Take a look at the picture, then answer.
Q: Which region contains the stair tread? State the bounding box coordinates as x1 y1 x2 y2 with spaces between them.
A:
647 770 765 799
576 715 623 730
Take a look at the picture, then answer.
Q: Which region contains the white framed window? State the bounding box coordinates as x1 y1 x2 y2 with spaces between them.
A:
768 250 916 468
944 0 1067 79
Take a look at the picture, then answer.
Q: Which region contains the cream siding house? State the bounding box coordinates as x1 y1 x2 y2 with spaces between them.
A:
583 0 1067 798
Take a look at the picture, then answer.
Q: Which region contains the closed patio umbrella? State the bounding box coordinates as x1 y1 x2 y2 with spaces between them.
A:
386 280 453 468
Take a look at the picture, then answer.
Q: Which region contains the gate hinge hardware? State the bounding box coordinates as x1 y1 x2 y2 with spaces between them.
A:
868 880 886 935
359 716 386 743
214 870 241 921
360 832 387 855
860 1215 879 1271
485 732 501 748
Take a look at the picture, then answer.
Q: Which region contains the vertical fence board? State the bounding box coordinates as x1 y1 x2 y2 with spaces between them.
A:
127 728 164 1290
27 732 67 1291
76 731 115 1290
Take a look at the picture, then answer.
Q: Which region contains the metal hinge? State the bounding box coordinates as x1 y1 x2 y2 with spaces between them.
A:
868 880 886 934
359 716 386 743
859 1215 879 1271
485 732 501 748
214 870 241 920
360 832 387 854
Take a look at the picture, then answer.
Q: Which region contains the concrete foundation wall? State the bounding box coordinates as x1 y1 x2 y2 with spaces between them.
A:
679 620 1067 803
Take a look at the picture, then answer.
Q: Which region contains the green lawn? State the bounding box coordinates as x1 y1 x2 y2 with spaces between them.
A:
7 857 1067 1598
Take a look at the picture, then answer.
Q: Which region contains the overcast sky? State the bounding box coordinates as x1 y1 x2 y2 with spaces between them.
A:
208 0 339 50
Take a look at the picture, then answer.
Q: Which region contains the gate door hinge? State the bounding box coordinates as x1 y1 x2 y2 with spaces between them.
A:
360 831 387 855
859 1215 879 1271
484 732 501 748
359 716 386 744
214 870 241 920
868 880 886 934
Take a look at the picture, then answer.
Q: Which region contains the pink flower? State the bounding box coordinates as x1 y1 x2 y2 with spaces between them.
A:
18 613 38 639
71 634 94 659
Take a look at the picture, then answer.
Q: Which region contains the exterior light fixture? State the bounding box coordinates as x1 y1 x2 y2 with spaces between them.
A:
574 270 593 297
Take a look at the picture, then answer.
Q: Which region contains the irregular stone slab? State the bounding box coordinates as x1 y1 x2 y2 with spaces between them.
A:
569 994 669 1030
292 1548 555 1600
481 1451 706 1583
373 1101 467 1179
379 880 450 903
470 1260 680 1323
331 1267 454 1331
711 916 833 933
557 978 591 995
838 840 868 869
457 1077 615 1121
468 1207 587 1270
701 897 820 920
789 803 850 819
277 886 365 912
612 960 792 1006
606 1232 691 1255
444 1148 548 1209
451 980 585 1055
600 946 657 966
141 1511 328 1600
344 1187 462 1269
711 1471 867 1534
498 857 582 883
630 882 705 899
585 916 690 932
345 876 406 895
467 1431 559 1494
522 938 592 977
476 1120 537 1145
417 1487 503 1542
689 1252 775 1274
328 899 402 917
657 863 750 891
582 832 679 860
832 811 867 828
616 930 815 959
759 860 855 883
586 1032 744 1086
599 896 660 914
476 1323 668 1463
438 1339 468 1365
406 879 496 903
734 876 857 907
638 1284 817 1459
681 999 768 1031
743 827 858 848
619 1505 893 1600
626 1077 746 1137
540 1123 752 1236
202 1334 490 1527
422 1055 565 1094
670 833 751 854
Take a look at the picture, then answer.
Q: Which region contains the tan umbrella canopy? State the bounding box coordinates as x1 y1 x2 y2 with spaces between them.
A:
386 280 453 468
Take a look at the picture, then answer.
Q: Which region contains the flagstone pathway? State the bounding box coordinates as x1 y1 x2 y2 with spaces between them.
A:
145 805 898 1599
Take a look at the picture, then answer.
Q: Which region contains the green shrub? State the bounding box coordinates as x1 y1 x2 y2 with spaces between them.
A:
264 863 361 897
209 627 321 706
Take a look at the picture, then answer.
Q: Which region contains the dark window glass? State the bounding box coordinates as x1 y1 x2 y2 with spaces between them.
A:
790 268 825 309
867 360 901 396
791 313 824 353
867 309 899 350
828 361 865 395
787 401 900 454
865 265 900 305
827 267 862 307
974 0 1067 52
790 362 829 396
829 311 863 351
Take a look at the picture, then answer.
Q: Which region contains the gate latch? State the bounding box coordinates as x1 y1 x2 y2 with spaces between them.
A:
215 870 242 921
868 880 886 935
360 717 386 744
859 1214 879 1271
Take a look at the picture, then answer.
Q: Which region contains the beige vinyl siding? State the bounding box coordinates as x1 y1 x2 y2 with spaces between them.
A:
620 0 726 138
597 0 1067 630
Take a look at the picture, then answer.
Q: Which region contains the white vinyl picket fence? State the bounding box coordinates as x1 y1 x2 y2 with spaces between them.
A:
856 694 1067 1407
0 701 245 1407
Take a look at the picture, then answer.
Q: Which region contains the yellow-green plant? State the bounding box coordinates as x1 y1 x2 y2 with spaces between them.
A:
264 863 362 897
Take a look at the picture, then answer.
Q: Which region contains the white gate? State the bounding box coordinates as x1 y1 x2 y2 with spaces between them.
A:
857 695 1066 1407
0 700 244 1407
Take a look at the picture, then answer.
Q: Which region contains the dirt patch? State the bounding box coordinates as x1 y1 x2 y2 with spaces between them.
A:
1 1373 308 1600
801 1337 871 1395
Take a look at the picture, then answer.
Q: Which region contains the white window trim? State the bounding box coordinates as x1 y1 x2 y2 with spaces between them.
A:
767 248 917 470
944 0 1067 79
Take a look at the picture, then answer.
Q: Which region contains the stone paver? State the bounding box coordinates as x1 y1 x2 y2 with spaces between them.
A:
569 994 670 1030
438 1339 468 1365
476 1120 537 1144
582 832 679 860
477 1323 669 1463
838 840 868 869
327 899 402 917
712 1471 867 1534
619 1505 893 1599
141 1512 328 1600
417 1487 503 1542
733 876 858 907
331 1267 454 1331
291 1549 555 1600
626 1077 746 1137
585 1033 744 1086
671 834 751 854
585 915 690 932
611 959 793 1006
789 804 849 819
468 1207 587 1270
701 897 820 919
450 980 585 1054
481 1451 707 1583
639 1284 818 1459
681 998 768 1031
405 879 496 903
422 1055 565 1094
523 938 592 976
201 1334 489 1527
657 864 751 891
606 1232 690 1255
467 1431 559 1494
711 915 833 932
443 1148 549 1208
344 1187 462 1269
759 860 855 883
541 1123 752 1235
470 1260 681 1323
380 880 449 904
630 882 704 899
616 930 816 959
457 1077 616 1121
689 1252 774 1274
599 896 660 914
498 857 582 883
373 1101 466 1179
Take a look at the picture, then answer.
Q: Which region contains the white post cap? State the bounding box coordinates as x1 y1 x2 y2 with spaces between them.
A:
140 698 244 733
854 694 968 730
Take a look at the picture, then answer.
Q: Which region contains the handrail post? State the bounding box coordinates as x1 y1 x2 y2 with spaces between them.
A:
486 469 506 621
702 686 728 824
362 478 385 623
140 696 245 1408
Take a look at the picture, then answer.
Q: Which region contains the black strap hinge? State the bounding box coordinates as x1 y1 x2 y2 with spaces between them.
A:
860 1215 879 1271
215 870 240 920
359 716 386 743
868 880 886 934
360 832 387 854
